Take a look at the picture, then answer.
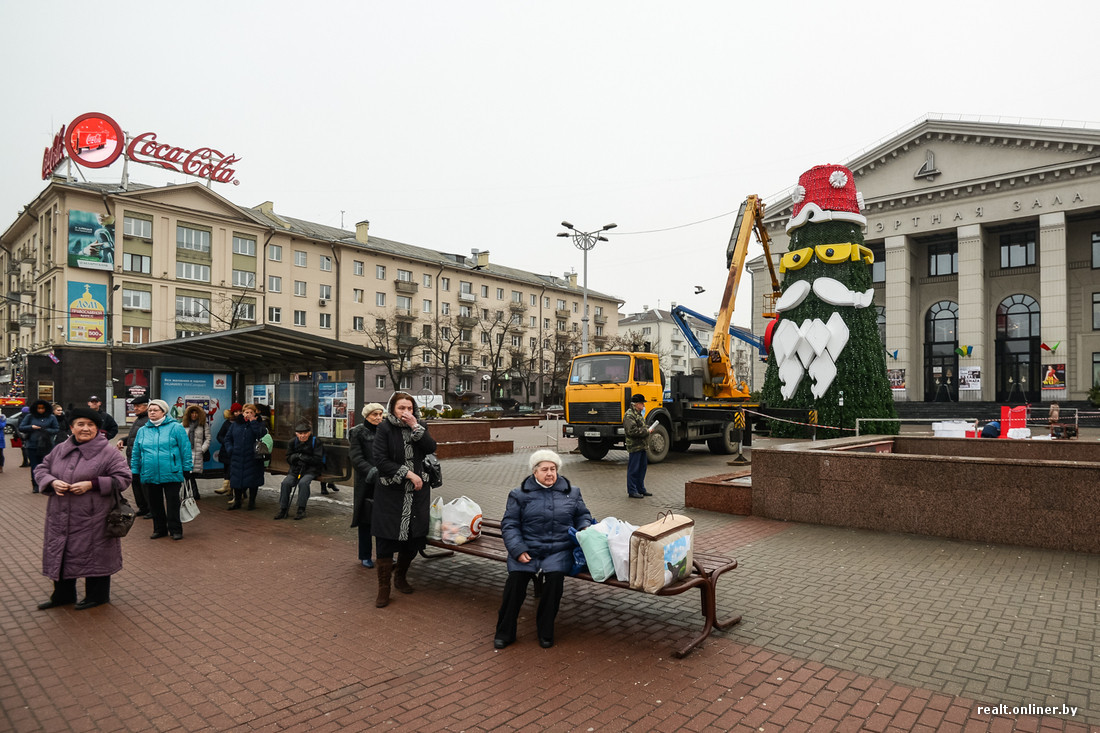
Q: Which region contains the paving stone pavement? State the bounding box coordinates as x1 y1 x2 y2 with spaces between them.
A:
0 426 1097 732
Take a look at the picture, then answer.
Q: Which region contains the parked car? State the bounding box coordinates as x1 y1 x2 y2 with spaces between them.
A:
504 405 535 416
464 405 503 419
543 404 565 419
3 410 25 435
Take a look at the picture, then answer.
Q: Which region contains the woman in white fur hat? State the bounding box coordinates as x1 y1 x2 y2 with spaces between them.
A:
494 449 593 650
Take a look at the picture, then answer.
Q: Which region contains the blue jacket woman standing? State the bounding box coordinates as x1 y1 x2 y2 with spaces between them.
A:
496 449 592 649
20 399 60 493
130 399 192 540
221 403 267 511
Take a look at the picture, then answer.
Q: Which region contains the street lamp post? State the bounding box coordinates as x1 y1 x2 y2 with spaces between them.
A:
557 221 616 354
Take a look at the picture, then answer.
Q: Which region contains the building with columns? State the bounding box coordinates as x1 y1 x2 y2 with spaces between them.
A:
750 115 1100 403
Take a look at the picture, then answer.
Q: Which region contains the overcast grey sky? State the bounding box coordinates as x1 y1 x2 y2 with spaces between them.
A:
2 0 1097 325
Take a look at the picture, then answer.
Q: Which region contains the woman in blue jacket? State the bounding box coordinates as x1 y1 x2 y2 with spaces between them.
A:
495 449 593 650
221 403 267 511
20 400 59 493
130 399 192 541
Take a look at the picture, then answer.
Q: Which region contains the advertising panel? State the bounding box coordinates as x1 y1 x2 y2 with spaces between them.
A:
67 281 107 344
958 366 982 392
68 209 114 270
317 382 353 438
159 371 234 470
887 368 906 392
125 368 151 419
1042 364 1066 390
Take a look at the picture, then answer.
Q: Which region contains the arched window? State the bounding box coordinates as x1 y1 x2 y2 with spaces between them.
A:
925 301 957 343
996 294 1040 338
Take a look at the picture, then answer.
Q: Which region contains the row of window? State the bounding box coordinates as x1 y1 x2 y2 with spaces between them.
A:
925 231 1038 277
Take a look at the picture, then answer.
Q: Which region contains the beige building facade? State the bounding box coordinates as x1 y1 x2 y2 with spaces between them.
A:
1 179 621 409
750 116 1100 404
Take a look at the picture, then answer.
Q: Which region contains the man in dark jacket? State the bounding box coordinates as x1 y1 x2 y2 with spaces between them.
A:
623 394 653 498
87 396 119 440
116 396 150 517
275 420 325 521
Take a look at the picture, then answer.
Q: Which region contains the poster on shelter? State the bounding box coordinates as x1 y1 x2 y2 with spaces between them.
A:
316 381 353 438
68 209 114 270
125 368 151 419
160 371 234 469
67 281 107 344
958 366 981 392
1042 364 1066 390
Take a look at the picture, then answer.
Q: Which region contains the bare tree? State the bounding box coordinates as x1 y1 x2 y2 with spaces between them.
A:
426 313 464 401
362 311 422 391
546 331 582 404
478 307 512 404
507 345 541 404
605 328 677 374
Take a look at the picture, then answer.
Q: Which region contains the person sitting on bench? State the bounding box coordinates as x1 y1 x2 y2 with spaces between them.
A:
275 421 325 521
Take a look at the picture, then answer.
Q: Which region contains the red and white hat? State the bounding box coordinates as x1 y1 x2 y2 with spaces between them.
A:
786 164 866 233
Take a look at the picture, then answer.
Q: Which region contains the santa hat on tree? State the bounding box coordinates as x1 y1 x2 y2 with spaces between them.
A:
786 164 866 233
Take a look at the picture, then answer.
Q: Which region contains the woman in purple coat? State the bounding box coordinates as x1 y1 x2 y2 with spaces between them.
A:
34 407 133 611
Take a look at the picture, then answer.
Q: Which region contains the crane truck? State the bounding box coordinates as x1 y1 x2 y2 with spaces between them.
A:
562 195 803 463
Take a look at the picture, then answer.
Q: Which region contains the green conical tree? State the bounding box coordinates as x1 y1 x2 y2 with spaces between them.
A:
762 220 899 438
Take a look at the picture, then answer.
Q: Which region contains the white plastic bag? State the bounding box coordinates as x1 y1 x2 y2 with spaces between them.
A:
441 495 483 545
428 496 444 540
606 518 638 582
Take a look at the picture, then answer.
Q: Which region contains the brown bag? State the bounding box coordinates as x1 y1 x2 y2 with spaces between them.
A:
629 512 694 593
105 486 136 538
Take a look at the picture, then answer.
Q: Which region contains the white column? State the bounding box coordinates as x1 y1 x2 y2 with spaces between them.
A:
884 235 912 401
1039 212 1068 401
956 224 985 402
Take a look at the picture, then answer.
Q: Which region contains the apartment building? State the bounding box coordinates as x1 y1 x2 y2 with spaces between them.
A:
0 179 621 409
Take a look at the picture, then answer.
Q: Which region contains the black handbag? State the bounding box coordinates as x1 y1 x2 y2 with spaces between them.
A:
105 485 136 538
423 453 443 489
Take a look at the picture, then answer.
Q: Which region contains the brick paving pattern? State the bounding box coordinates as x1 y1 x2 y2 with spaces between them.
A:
0 425 1096 731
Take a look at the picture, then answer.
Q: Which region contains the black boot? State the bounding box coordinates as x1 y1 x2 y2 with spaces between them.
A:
274 507 288 520
247 487 257 510
228 488 245 510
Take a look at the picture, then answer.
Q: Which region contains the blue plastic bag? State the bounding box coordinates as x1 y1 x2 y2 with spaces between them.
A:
568 526 587 576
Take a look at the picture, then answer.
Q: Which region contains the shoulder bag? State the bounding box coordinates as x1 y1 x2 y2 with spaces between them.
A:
179 485 200 523
105 484 137 538
423 453 443 488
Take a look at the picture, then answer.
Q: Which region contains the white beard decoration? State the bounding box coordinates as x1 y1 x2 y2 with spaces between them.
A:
772 286 864 399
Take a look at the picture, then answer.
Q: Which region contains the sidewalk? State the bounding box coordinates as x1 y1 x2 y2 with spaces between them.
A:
0 429 1097 732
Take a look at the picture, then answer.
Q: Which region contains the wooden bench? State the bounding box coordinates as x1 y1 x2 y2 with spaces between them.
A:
423 518 741 658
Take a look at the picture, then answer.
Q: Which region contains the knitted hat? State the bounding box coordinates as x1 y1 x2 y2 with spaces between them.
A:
362 402 385 418
68 406 103 428
148 399 170 414
529 449 562 473
786 164 866 233
230 402 243 412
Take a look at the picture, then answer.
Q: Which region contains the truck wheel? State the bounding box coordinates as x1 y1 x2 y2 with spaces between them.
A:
707 422 740 455
647 423 670 463
671 439 692 452
578 439 610 461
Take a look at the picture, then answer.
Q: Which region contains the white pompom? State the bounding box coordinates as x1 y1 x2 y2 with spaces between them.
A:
791 185 805 204
829 170 848 188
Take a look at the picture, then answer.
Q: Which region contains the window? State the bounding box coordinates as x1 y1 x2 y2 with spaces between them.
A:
232 236 256 256
124 216 152 238
530 337 537 349
122 253 151 274
268 306 282 323
460 305 472 318
530 315 537 327
294 250 307 267
376 292 386 307
870 244 886 283
396 295 412 311
422 349 432 363
423 274 433 288
422 324 432 339
996 294 1039 338
176 329 204 339
294 280 307 297
268 275 282 293
234 302 256 322
511 335 521 347
268 244 282 262
481 332 490 344
353 260 364 276
557 320 567 331
1094 353 1100 387
543 318 551 329
441 277 450 291
928 240 957 276
422 375 432 389
642 327 651 335
399 376 411 390
573 302 579 313
232 269 256 288
350 288 362 303
376 265 387 280
353 316 364 331
122 289 151 310
319 284 332 300
1093 233 1100 269
595 325 604 336
543 296 550 308
594 306 603 316
175 296 210 323
926 300 958 343
480 285 488 297
293 310 307 327
120 325 150 344
319 313 332 329
376 375 386 389
319 255 332 272
1000 230 1036 269
460 354 472 366
375 319 386 332
441 326 451 339
461 281 473 295
512 290 522 303
423 299 432 313
876 306 886 346
176 225 210 252
176 262 210 282
397 269 413 282
557 299 566 310
1094 294 1100 330
530 294 537 306
441 302 450 315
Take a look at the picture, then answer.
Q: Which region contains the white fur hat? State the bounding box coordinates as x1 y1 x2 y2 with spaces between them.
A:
529 449 561 473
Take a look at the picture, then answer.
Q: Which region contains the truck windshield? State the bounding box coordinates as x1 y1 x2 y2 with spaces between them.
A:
569 354 632 384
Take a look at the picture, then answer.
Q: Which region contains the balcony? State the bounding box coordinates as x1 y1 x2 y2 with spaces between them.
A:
457 315 478 328
593 333 609 345
457 340 475 351
394 279 418 295
394 308 418 322
458 292 477 303
555 330 571 341
396 334 419 349
456 363 477 375
19 279 35 294
508 321 526 334
593 314 608 325
555 308 570 319
509 301 527 314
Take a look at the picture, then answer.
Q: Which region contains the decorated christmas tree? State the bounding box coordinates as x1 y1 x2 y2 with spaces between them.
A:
762 164 899 438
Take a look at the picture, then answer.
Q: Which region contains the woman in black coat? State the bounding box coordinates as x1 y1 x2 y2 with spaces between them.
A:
220 403 267 511
349 402 384 568
371 391 436 608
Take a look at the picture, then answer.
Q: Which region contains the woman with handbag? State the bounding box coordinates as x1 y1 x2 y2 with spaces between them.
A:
130 399 192 541
371 392 437 608
349 402 384 568
221 403 267 512
34 407 133 610
181 405 210 501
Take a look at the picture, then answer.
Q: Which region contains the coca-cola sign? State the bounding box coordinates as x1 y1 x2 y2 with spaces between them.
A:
41 125 67 180
63 112 124 171
126 131 241 185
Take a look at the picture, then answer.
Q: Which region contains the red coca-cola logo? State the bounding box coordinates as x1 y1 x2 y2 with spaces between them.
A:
63 112 124 170
126 132 241 185
41 125 67 180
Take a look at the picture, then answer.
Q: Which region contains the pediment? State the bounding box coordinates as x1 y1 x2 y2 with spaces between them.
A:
116 182 255 222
